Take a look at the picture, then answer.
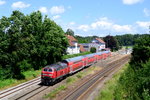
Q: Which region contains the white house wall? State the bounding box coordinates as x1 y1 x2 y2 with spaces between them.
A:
66 47 80 54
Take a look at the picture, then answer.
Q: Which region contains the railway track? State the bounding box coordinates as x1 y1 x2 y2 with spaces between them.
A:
62 55 130 100
0 52 126 100
0 77 41 100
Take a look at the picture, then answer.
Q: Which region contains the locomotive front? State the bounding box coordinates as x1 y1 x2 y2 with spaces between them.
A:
41 65 56 85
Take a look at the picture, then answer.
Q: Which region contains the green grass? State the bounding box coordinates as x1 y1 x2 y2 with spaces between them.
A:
95 64 129 100
66 77 77 84
44 85 67 99
0 69 41 90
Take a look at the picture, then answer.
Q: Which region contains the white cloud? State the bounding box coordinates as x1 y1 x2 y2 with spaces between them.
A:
112 24 133 32
12 1 30 9
136 21 150 28
50 6 65 15
75 17 135 34
63 17 148 36
52 15 61 20
0 0 6 5
69 22 75 25
39 7 48 14
78 25 90 32
91 17 113 30
143 8 150 17
122 0 143 5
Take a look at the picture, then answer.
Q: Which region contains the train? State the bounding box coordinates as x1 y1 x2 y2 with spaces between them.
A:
41 50 111 85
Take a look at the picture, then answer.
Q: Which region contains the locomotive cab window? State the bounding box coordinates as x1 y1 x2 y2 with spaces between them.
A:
48 69 52 72
43 68 52 72
44 68 48 71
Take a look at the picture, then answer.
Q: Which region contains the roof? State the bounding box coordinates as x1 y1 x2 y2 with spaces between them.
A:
65 35 78 46
79 44 86 52
95 38 105 44
44 62 68 70
64 56 84 63
65 35 77 42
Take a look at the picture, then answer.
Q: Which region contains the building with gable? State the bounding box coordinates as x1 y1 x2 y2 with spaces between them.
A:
80 38 106 52
65 35 80 54
91 38 105 50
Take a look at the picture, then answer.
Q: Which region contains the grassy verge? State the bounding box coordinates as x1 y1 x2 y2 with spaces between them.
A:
0 69 41 90
44 85 67 98
44 66 102 99
95 63 129 100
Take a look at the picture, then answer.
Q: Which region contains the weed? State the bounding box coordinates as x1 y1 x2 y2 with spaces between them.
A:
44 85 67 98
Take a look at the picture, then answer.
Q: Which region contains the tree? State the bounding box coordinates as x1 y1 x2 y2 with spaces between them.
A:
103 35 119 51
130 35 150 68
65 28 74 36
0 10 68 79
90 47 96 53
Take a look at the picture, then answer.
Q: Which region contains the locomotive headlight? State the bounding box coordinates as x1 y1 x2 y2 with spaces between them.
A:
48 74 52 76
42 73 52 76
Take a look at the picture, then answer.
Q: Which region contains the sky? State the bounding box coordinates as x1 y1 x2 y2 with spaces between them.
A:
0 0 150 37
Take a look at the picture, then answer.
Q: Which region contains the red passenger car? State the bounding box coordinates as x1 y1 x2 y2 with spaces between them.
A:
63 56 85 73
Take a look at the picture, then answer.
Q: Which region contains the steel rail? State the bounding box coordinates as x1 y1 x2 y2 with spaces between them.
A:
0 77 41 99
63 55 130 100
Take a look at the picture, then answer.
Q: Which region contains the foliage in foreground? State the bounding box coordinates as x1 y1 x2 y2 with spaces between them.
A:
0 10 68 80
114 35 150 100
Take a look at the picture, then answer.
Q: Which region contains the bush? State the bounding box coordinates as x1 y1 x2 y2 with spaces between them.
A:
90 47 96 53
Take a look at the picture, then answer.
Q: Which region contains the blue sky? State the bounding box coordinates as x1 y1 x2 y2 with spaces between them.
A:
0 0 150 36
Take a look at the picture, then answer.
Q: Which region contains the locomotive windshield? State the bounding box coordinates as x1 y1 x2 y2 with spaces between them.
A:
43 68 52 72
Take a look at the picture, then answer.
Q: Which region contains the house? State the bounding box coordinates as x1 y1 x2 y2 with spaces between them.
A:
91 38 105 50
80 38 106 52
79 44 86 53
66 35 80 54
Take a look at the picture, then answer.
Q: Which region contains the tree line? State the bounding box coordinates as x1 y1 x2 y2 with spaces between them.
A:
75 33 149 51
0 11 68 79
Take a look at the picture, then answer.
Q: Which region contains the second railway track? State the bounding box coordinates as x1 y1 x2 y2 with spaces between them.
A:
61 55 130 100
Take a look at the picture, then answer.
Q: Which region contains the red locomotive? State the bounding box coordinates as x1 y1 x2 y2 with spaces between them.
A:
41 50 111 85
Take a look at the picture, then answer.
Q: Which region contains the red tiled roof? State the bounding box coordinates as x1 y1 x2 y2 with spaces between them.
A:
66 35 77 41
65 35 78 46
79 44 86 52
95 38 105 43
